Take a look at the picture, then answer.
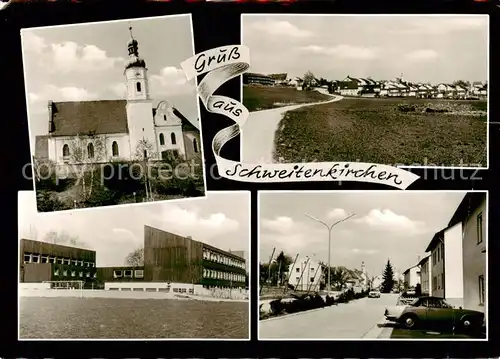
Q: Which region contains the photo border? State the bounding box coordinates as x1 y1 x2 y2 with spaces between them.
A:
240 13 490 171
20 13 210 215
17 189 251 341
257 189 489 342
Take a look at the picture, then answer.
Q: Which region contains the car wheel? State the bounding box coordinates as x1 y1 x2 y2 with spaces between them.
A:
401 314 419 329
461 317 479 332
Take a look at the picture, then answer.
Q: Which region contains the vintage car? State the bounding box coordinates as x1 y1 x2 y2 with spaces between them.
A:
384 296 484 331
368 290 381 298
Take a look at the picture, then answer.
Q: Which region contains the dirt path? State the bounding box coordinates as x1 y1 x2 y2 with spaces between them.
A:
241 89 343 163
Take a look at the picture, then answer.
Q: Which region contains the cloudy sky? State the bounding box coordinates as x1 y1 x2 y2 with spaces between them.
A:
19 191 250 267
259 191 468 278
242 15 488 84
22 15 198 149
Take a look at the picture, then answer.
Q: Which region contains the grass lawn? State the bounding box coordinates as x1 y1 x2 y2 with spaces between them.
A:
243 85 331 112
274 97 487 166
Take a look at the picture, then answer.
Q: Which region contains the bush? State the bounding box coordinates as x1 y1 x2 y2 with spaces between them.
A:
84 184 120 207
397 103 417 113
36 190 66 212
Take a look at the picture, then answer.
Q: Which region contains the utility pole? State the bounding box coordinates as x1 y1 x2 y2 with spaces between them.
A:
305 213 356 293
283 253 299 294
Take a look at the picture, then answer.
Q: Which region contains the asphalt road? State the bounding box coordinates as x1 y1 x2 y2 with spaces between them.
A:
259 293 398 339
241 91 342 164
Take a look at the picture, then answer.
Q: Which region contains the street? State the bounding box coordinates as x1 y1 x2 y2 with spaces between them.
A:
259 293 486 339
259 293 398 339
241 91 342 163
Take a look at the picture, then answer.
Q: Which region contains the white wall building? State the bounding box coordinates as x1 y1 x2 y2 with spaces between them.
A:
287 256 323 291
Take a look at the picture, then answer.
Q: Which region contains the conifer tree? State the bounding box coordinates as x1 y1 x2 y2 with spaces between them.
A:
381 259 395 293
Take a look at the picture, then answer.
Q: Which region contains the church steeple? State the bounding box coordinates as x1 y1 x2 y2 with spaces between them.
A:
124 26 149 101
125 26 146 71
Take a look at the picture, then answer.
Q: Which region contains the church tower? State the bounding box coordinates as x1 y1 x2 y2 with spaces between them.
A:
124 27 157 159
125 26 149 101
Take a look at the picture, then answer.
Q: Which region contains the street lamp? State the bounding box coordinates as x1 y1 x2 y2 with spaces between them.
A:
305 212 356 294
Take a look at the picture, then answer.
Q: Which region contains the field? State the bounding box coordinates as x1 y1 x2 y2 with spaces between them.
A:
243 85 331 112
274 97 487 166
19 297 249 339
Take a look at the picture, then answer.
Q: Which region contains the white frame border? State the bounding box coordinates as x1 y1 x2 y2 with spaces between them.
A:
257 189 489 341
20 13 210 215
17 189 251 341
240 14 490 170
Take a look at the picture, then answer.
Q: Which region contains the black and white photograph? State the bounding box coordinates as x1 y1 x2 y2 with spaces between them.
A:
18 190 250 340
22 14 206 212
258 190 487 340
241 15 489 168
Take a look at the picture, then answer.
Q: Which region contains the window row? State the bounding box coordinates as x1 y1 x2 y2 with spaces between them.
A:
23 253 95 268
109 287 194 294
62 141 119 159
158 133 199 154
432 273 445 291
54 269 96 278
295 267 316 273
113 269 144 279
202 249 245 269
432 242 445 266
202 269 245 282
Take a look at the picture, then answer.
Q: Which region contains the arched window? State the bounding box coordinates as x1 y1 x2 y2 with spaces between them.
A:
159 133 165 146
62 144 70 157
170 132 177 145
193 138 199 153
143 150 148 159
112 141 119 156
87 143 94 159
136 82 141 92
164 115 167 121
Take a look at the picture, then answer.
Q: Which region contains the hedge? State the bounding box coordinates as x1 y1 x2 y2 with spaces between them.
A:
260 288 370 320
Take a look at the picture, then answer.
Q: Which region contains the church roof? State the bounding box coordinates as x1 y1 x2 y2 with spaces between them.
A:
49 100 129 137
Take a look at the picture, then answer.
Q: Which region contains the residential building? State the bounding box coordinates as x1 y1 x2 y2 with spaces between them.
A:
451 192 487 313
416 83 435 99
34 27 200 166
20 238 97 288
436 83 456 99
471 81 488 99
426 229 446 299
243 72 275 86
418 255 432 295
425 199 471 308
287 256 324 291
268 73 288 85
403 264 421 290
338 76 379 97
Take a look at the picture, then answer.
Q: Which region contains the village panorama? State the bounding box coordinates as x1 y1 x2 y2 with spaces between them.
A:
241 15 488 168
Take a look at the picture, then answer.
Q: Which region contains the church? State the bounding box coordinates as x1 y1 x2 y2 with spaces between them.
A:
34 27 201 165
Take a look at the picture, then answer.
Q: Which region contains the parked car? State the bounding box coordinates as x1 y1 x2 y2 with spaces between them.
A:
384 296 484 332
369 290 381 298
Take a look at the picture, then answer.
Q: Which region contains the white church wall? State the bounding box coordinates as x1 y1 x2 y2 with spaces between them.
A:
105 134 130 161
156 127 186 158
126 101 158 159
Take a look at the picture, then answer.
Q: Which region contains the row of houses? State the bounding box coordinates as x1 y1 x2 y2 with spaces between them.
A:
285 257 369 292
336 76 487 100
402 192 486 313
243 72 488 100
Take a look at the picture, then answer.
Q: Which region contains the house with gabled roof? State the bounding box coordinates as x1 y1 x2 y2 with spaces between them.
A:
338 76 380 97
35 27 200 166
437 83 456 99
